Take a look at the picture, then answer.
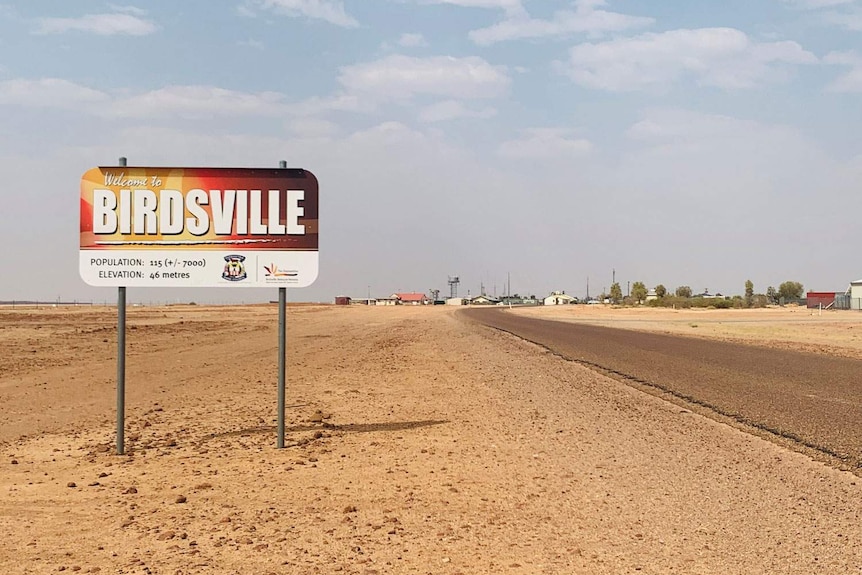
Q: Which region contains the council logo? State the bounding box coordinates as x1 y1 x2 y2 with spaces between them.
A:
222 255 247 282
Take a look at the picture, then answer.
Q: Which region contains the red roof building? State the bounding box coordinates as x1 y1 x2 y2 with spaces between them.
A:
392 292 431 305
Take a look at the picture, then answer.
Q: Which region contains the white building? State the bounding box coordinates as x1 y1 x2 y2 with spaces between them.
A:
543 291 576 306
849 279 862 310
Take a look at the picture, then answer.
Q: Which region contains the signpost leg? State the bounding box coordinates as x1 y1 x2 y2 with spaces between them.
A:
117 156 127 456
278 287 286 448
117 286 126 454
277 159 288 449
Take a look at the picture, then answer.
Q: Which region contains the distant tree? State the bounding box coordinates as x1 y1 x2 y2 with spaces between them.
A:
752 294 770 308
609 282 623 304
655 284 667 298
631 281 648 304
744 280 754 308
778 281 804 301
675 285 692 298
766 286 778 304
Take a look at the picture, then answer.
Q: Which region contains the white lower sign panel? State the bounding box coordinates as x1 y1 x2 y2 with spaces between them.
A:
79 250 318 288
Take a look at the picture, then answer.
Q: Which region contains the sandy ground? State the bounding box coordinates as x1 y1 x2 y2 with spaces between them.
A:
2 304 862 574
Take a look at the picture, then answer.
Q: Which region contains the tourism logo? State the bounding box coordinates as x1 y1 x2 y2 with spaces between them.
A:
264 263 298 278
222 255 247 282
264 263 298 283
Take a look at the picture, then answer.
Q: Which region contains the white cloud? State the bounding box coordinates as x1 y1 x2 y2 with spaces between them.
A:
627 109 770 145
824 50 861 66
417 100 496 122
498 128 592 159
108 85 286 119
338 54 510 100
245 0 359 27
0 79 310 119
425 0 526 17
821 9 862 29
289 93 366 115
35 11 157 36
286 117 340 137
824 50 862 92
398 32 428 47
778 0 862 30
106 4 147 16
0 78 109 109
468 0 653 45
563 28 817 91
779 0 856 8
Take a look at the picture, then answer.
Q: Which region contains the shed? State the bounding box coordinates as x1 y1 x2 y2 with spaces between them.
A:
334 296 351 305
543 291 576 306
806 292 836 309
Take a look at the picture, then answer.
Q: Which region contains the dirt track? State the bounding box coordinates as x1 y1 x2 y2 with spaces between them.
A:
463 307 862 469
3 305 862 574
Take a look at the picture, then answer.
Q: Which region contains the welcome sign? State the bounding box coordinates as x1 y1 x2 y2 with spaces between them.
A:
79 167 319 287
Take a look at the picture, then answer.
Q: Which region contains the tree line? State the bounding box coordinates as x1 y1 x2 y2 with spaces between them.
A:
602 280 804 308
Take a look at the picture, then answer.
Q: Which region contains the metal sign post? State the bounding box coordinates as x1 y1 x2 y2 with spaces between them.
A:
117 156 127 455
277 160 287 448
278 285 286 448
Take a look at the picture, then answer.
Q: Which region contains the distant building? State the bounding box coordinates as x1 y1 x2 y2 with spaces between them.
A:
470 294 501 305
498 295 539 306
806 291 836 309
848 280 862 310
543 291 577 306
445 298 466 306
645 289 658 302
392 292 431 305
334 296 351 305
693 290 723 299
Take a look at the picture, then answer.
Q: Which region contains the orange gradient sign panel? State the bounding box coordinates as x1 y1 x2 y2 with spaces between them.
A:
79 167 319 288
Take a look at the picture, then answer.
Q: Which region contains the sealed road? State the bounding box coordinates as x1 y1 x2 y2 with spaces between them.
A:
463 308 862 468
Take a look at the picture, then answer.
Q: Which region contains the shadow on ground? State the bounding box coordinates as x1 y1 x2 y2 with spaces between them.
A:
195 419 448 447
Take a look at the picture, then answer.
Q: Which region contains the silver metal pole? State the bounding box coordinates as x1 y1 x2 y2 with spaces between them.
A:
278 287 286 448
277 159 287 448
117 156 127 455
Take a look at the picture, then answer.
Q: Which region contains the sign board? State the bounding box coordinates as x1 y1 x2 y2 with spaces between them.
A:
79 167 318 287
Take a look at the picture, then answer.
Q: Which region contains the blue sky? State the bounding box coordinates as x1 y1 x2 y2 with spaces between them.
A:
1 0 862 302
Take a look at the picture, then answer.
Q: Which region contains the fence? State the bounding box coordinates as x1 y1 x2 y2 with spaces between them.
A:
830 294 862 310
